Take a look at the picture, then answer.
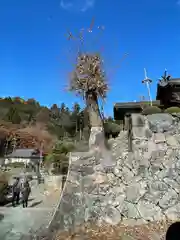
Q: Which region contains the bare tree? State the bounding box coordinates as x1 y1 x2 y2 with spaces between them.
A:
68 53 116 170
69 53 108 129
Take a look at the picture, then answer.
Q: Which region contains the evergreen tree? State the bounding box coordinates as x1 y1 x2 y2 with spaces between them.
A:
50 104 60 120
60 103 66 114
72 103 80 114
36 107 50 123
4 107 21 124
71 103 81 136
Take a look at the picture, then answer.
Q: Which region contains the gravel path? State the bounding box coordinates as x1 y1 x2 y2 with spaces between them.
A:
0 178 62 240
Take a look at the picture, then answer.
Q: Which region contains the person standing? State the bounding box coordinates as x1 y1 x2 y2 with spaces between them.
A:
21 179 31 208
12 177 21 207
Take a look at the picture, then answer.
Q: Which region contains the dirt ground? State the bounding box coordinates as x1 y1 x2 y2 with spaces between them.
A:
54 220 175 240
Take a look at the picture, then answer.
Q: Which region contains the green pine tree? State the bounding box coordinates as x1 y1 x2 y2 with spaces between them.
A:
4 107 21 124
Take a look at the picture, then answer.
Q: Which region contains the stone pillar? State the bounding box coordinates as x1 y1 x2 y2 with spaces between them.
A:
89 127 116 171
89 126 104 150
124 114 130 131
128 115 133 152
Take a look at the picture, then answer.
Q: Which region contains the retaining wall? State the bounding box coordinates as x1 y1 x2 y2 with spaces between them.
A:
32 113 180 239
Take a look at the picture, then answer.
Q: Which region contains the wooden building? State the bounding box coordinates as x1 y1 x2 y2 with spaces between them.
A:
156 78 180 107
114 71 180 122
114 101 161 121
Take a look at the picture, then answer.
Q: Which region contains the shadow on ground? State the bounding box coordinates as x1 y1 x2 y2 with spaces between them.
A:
3 198 35 207
29 200 43 208
0 214 4 221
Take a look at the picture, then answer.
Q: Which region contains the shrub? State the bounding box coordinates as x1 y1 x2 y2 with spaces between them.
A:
104 122 121 139
53 141 75 155
142 106 162 115
45 140 73 175
164 107 180 114
51 153 69 175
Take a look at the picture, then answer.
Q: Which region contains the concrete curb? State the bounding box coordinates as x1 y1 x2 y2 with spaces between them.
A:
46 152 72 229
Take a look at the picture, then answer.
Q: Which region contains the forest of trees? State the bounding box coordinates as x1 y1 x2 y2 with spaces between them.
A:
0 96 121 157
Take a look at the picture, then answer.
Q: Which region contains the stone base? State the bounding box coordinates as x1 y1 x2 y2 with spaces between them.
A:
89 127 116 170
89 126 104 149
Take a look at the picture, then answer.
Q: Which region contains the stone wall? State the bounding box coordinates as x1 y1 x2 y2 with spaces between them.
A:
47 113 180 236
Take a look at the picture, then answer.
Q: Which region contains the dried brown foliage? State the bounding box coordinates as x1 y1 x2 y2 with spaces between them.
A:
17 125 57 152
69 53 108 99
0 120 56 152
55 220 173 240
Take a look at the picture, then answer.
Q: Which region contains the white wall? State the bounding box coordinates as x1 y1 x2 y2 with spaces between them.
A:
5 158 31 165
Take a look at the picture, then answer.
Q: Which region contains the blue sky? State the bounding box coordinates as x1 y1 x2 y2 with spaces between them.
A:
0 0 180 116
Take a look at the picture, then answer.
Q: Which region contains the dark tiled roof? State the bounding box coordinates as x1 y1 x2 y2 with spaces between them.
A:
169 78 180 85
7 149 40 158
158 78 180 86
114 100 161 108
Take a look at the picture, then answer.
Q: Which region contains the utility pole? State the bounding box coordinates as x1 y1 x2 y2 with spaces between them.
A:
142 68 153 106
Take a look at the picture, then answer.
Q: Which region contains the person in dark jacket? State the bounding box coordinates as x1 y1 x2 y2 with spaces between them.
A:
21 179 31 208
12 177 21 207
166 221 180 240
